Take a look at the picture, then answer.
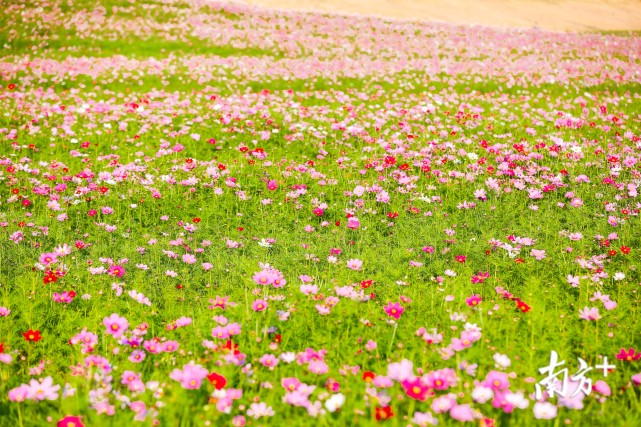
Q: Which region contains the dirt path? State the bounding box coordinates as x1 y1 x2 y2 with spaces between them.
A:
236 0 641 32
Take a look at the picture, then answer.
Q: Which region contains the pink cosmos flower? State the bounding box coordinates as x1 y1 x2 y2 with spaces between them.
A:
252 299 268 312
103 313 129 338
533 401 557 419
161 341 179 352
530 249 546 260
431 394 456 413
593 380 611 396
483 370 510 391
259 354 279 368
182 254 197 264
346 259 363 271
282 377 302 392
579 306 601 321
346 218 360 229
129 350 146 363
253 270 275 285
170 362 209 389
413 411 438 426
8 384 29 402
39 252 59 265
450 404 475 422
387 359 413 382
308 360 329 374
471 271 490 284
424 368 457 390
246 402 274 419
27 376 60 400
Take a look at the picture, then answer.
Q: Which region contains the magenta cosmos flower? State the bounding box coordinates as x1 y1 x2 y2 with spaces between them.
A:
107 265 125 277
616 348 641 362
57 416 85 427
103 313 129 338
465 294 482 307
384 302 405 320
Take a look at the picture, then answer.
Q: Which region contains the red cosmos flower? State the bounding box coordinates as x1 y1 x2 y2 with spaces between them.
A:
43 271 58 284
616 348 641 362
192 217 201 223
515 258 525 264
375 406 394 421
21 199 31 207
7 84 16 90
608 249 617 256
386 212 398 219
515 300 531 313
621 246 631 255
23 329 42 342
361 280 373 289
0 342 4 353
455 255 466 263
207 372 227 390
223 340 239 355
363 371 376 382
98 186 108 194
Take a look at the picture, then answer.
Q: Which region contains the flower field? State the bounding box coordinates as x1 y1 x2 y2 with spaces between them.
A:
1 0 641 426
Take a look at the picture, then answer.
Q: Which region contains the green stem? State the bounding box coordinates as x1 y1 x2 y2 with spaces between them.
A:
17 403 24 427
388 323 398 354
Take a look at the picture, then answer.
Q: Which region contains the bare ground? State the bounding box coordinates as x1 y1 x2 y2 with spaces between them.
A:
236 0 641 32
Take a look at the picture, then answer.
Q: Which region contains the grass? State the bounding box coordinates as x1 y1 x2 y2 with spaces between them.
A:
0 0 640 426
